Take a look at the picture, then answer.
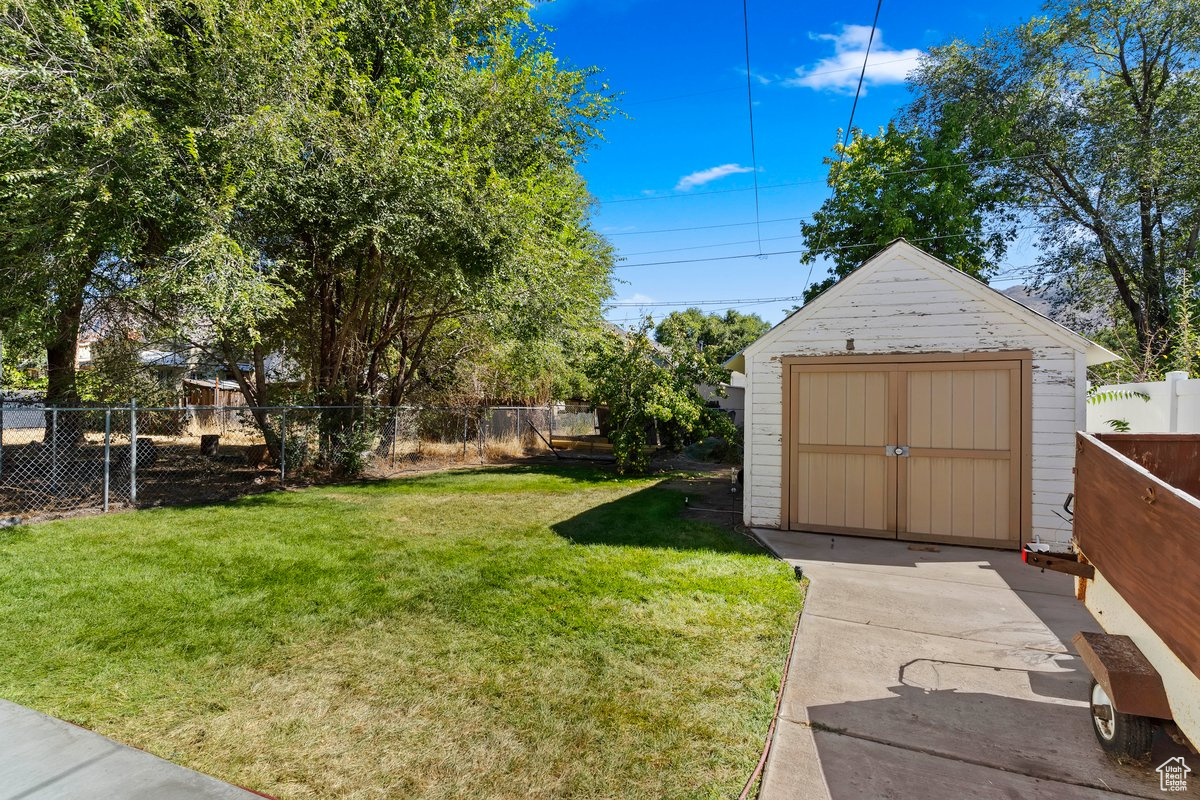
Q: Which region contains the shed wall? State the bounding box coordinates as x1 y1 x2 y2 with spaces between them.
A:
743 252 1085 546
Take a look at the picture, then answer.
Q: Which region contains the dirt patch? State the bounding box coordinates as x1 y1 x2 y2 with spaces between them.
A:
656 460 744 532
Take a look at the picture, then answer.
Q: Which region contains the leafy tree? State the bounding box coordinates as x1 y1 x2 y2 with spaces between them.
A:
0 1 174 419
909 0 1200 366
1 0 614 450
800 123 1016 302
654 308 770 374
586 322 735 473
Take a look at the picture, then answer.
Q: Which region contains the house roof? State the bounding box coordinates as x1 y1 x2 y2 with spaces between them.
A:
724 239 1120 372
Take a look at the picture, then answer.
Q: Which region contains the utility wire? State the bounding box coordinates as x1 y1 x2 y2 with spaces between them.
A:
597 151 1045 205
616 230 978 268
802 0 884 300
615 248 809 268
622 54 922 108
609 294 804 307
603 264 1051 323
742 0 762 253
606 215 808 237
623 232 805 258
840 0 882 163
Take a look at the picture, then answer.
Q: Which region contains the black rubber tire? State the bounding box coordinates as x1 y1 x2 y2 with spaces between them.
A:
1090 679 1154 760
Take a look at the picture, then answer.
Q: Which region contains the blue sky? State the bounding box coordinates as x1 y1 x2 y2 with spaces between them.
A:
532 0 1047 326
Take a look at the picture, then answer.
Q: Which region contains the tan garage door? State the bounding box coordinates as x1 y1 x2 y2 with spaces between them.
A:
786 356 1024 547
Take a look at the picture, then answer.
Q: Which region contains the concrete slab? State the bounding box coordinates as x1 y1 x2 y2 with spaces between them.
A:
755 527 1076 597
0 700 263 800
757 530 1199 800
809 731 1142 800
799 566 1077 653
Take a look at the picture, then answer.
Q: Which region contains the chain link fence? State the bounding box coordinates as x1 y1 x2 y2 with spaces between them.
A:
0 403 598 521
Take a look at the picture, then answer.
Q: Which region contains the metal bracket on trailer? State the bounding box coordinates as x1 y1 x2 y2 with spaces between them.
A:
1022 546 1096 579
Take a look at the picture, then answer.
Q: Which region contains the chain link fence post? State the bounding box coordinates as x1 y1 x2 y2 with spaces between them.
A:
49 407 58 493
129 399 138 505
279 408 287 486
103 409 111 512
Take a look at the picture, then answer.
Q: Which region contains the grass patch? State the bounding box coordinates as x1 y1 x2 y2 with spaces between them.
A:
0 464 801 799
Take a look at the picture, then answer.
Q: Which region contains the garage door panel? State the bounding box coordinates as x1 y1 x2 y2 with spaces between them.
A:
951 371 975 448
907 457 1012 539
906 458 931 533
907 371 932 448
794 370 888 447
974 371 998 449
794 452 889 530
827 373 847 445
788 358 1023 546
900 364 1018 542
791 367 892 534
844 373 866 445
950 458 975 534
808 452 827 522
864 456 889 530
929 372 953 448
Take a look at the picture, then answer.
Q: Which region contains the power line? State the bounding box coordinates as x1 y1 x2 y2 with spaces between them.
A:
596 152 1045 206
741 0 762 253
804 0 884 300
622 232 805 258
603 261 1066 322
615 230 979 268
599 126 1193 206
620 54 922 108
601 177 822 204
616 248 808 268
842 0 882 160
605 215 808 237
604 266 1052 324
608 294 804 307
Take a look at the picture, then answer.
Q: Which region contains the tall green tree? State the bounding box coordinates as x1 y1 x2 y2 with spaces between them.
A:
654 308 769 374
0 0 174 413
800 123 1016 302
909 0 1200 365
1 0 614 438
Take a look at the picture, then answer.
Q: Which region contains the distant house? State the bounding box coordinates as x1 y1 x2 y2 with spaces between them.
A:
74 326 297 407
698 371 745 427
183 378 247 408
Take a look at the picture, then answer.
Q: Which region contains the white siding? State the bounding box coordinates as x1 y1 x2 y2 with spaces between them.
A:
743 247 1088 546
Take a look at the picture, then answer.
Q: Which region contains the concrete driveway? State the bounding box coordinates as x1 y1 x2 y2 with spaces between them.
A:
755 530 1199 799
0 700 263 800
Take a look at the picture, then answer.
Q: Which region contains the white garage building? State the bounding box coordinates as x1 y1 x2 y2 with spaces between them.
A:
726 240 1118 548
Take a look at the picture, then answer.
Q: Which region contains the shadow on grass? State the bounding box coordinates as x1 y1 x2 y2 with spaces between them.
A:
551 482 767 555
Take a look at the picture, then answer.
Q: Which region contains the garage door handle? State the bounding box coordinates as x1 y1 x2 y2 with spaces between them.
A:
884 445 910 457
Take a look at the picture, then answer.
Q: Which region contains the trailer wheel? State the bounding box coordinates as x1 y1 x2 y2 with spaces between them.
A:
1090 680 1153 760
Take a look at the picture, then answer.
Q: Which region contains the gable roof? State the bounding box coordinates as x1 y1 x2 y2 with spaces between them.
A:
725 239 1119 371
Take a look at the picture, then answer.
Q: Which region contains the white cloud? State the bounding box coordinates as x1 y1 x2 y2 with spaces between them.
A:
674 163 755 192
785 25 923 94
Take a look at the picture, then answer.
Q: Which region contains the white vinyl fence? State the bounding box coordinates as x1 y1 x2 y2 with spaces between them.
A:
1087 371 1200 432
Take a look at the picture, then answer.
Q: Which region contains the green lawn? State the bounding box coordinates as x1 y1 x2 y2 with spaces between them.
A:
0 465 801 799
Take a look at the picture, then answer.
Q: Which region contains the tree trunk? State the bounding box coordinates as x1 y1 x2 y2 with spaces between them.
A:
43 268 90 447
